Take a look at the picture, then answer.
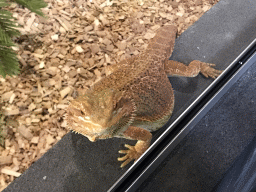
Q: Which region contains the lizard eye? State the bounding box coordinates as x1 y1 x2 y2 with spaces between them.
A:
80 110 85 116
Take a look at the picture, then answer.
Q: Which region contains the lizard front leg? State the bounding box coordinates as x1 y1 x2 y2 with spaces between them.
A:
118 126 152 167
164 59 222 79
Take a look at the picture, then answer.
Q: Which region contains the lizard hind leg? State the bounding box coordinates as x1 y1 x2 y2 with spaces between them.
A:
118 126 152 167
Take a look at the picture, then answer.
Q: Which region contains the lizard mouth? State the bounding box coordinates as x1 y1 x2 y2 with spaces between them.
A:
87 135 97 142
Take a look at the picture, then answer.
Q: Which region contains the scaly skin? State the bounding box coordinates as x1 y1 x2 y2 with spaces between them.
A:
66 25 222 167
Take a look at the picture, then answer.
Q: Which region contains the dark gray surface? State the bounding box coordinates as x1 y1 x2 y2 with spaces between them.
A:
137 59 256 192
4 0 256 191
4 133 135 191
213 134 256 192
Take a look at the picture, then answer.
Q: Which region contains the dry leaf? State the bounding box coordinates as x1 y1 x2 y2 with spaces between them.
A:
17 125 33 140
76 46 84 53
51 34 59 41
1 168 21 177
0 156 12 165
31 137 40 144
60 87 71 98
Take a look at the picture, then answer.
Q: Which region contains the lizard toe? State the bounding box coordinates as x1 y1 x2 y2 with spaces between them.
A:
118 144 139 167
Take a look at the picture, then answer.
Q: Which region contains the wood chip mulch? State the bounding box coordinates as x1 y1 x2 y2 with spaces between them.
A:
0 0 219 190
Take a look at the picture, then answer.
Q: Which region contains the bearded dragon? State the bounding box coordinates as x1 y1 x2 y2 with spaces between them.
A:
66 25 222 167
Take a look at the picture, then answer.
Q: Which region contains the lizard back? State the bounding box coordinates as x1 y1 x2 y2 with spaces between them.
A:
91 25 177 93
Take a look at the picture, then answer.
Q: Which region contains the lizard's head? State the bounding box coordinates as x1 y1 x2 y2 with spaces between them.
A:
66 89 129 142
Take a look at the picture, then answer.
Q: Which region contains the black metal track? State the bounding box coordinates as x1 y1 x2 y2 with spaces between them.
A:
109 38 256 192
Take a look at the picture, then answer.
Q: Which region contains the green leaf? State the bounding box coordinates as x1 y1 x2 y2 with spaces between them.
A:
0 0 47 78
0 1 9 8
13 0 47 16
0 45 20 78
0 10 20 38
0 11 20 78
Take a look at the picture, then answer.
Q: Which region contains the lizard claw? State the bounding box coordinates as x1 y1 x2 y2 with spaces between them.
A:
118 144 140 168
201 63 222 79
